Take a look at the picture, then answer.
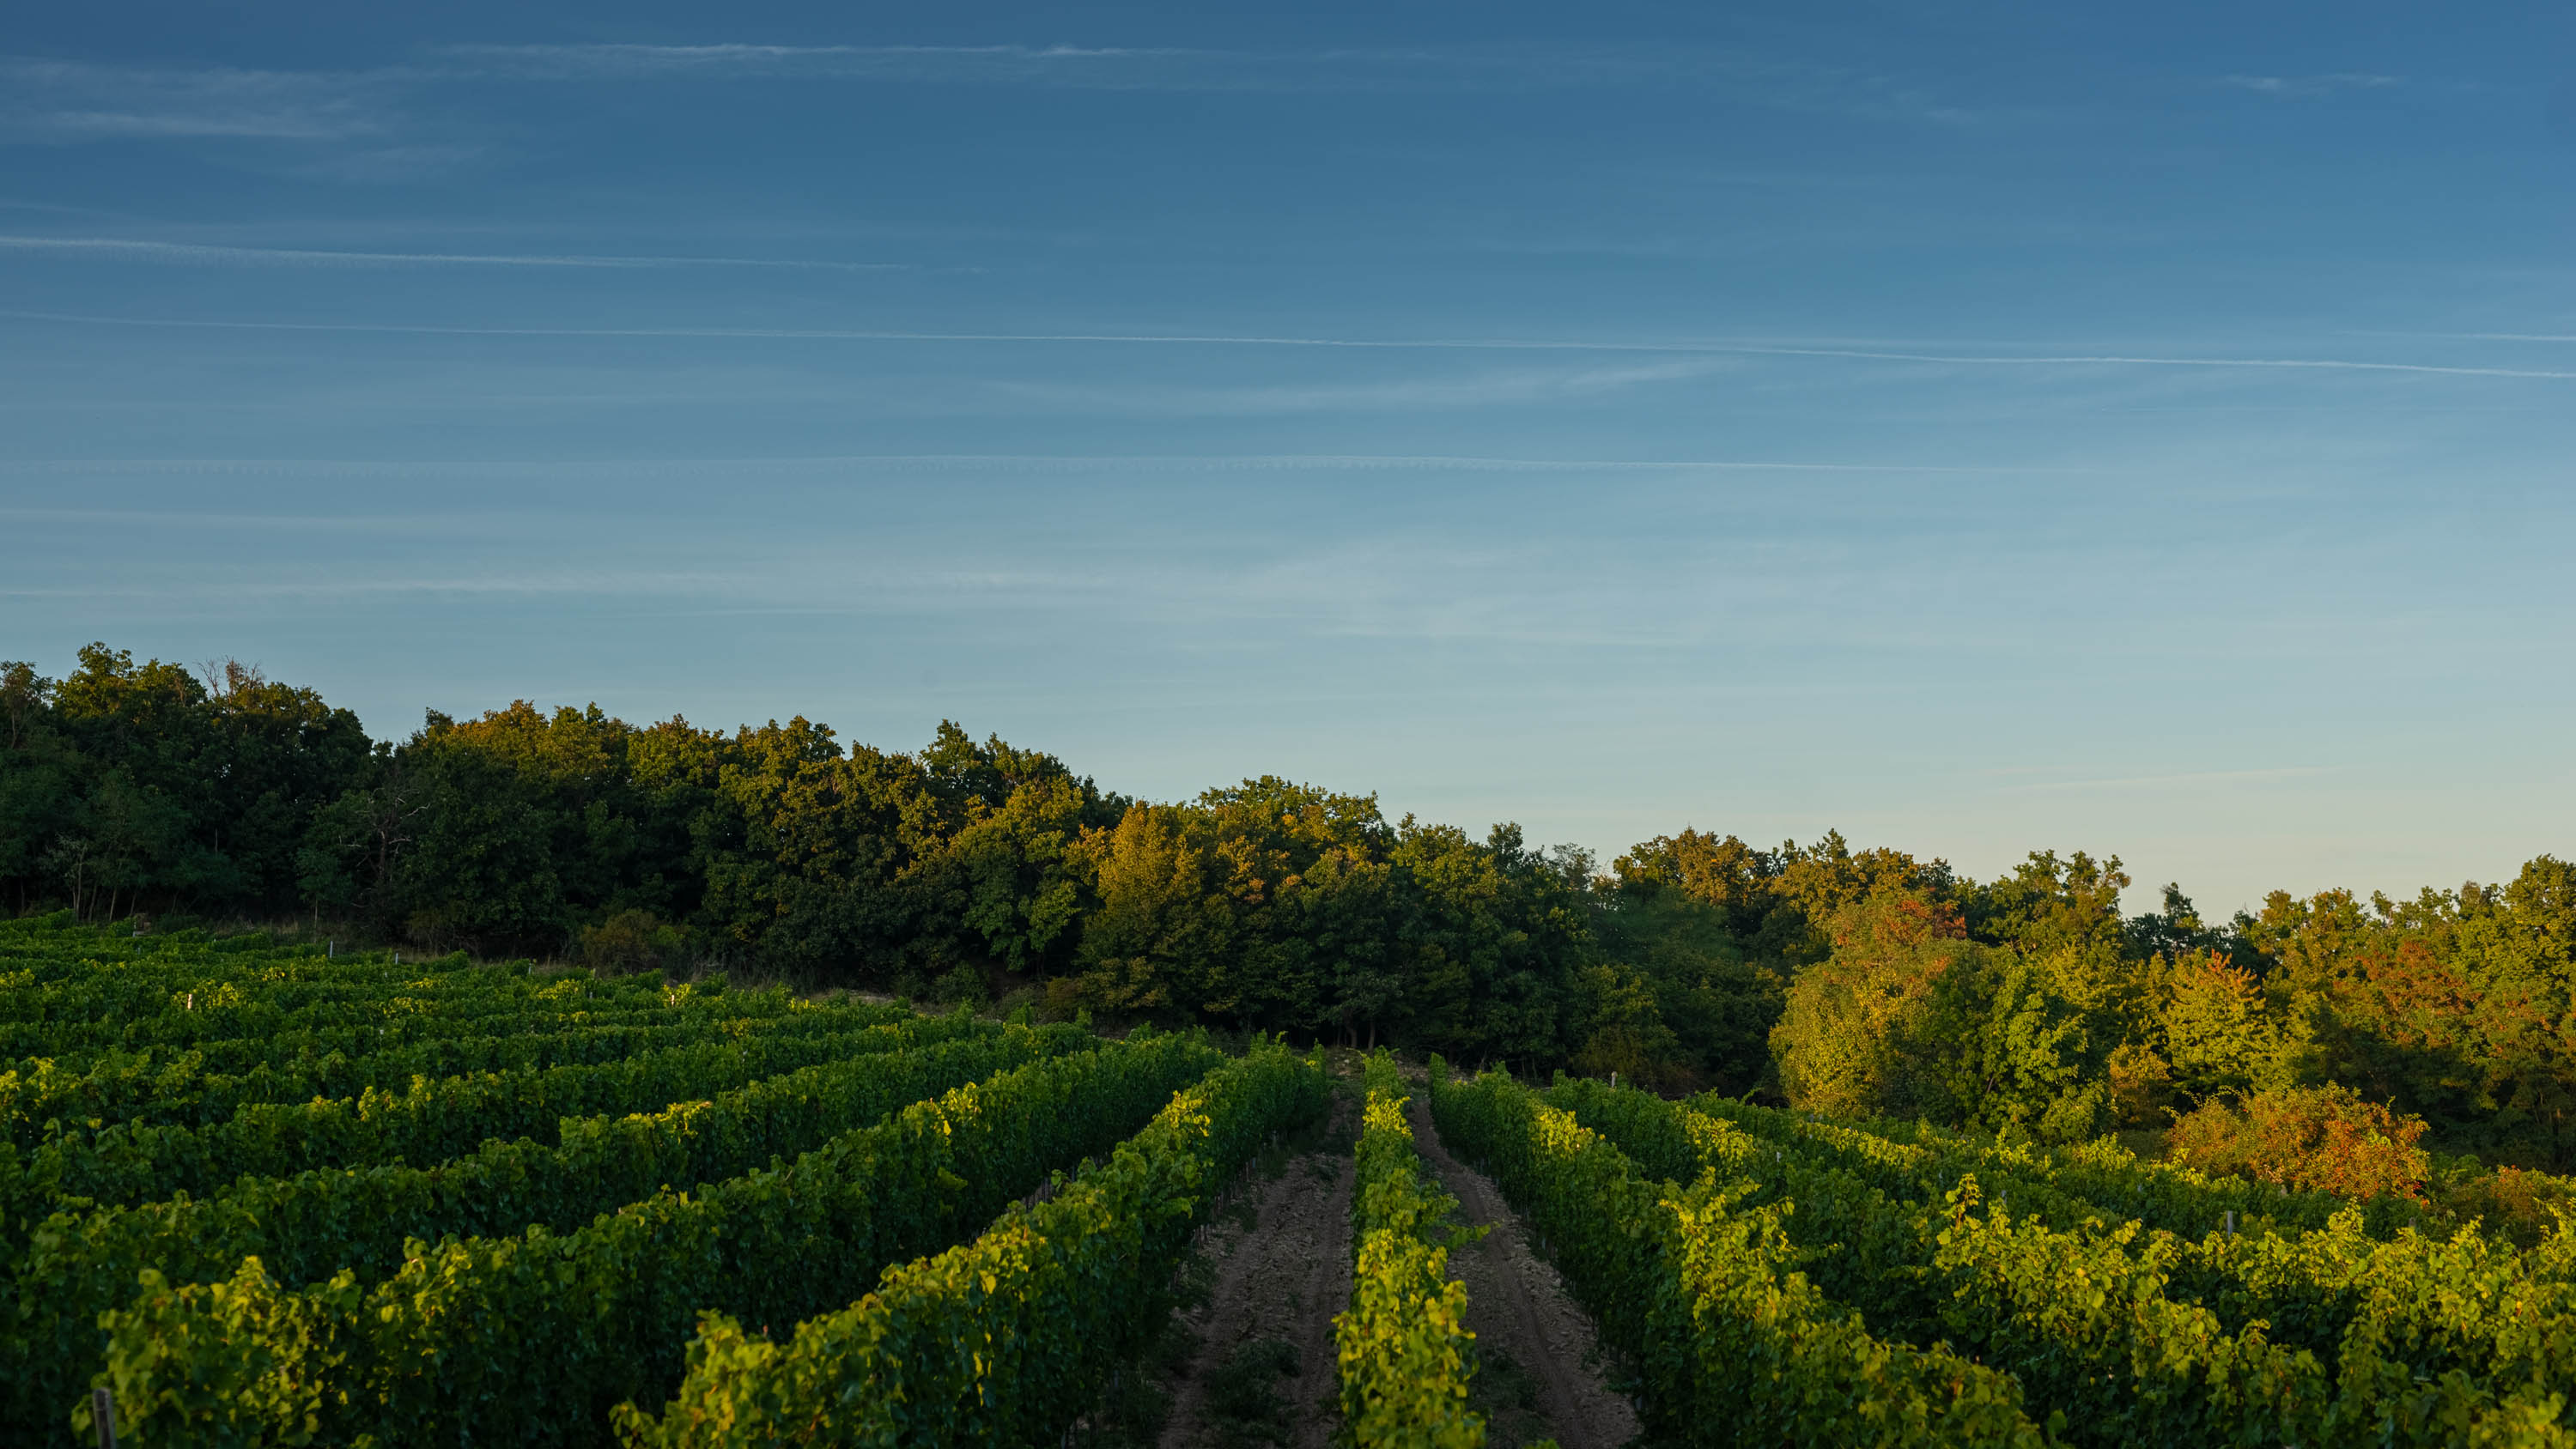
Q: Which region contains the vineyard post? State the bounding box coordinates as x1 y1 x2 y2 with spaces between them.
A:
2224 1210 2235 1238
92 1387 113 1449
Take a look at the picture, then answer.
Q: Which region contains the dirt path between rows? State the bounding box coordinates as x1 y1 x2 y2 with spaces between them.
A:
1157 1100 1358 1449
1409 1095 1638 1449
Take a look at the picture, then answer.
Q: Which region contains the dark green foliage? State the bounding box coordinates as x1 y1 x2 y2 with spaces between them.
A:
616 1044 1328 1447
1552 1077 2574 1446
94 1034 1231 1447
15 643 2576 1173
1426 1063 2050 1447
3 1017 1057 1440
3 649 372 921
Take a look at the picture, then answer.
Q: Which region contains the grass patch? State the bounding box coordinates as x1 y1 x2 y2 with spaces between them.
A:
1202 1337 1300 1446
1467 1343 1557 1447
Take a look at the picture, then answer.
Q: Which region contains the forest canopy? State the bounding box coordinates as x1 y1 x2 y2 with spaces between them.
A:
8 643 2574 1176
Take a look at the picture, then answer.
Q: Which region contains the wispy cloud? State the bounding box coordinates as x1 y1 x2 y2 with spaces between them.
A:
987 359 1722 415
0 42 1981 165
443 42 1194 84
8 310 2573 381
0 56 490 179
0 58 392 142
279 144 494 184
0 506 499 534
0 235 907 271
0 197 136 216
2008 767 2330 792
0 569 747 601
0 453 2083 477
438 41 1975 121
2215 73 2402 98
1710 343 2576 381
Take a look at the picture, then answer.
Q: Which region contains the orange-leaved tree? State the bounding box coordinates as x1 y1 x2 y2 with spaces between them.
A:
2166 1082 2431 1203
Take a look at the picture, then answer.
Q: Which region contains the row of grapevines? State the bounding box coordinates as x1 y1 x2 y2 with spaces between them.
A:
1337 1051 1486 1448
1691 1094 2373 1239
7 990 771 1086
1924 1179 2567 1446
0 922 774 1064
0 920 450 989
3 1022 1082 1440
1589 1091 2326 1444
83 1030 1229 1449
4 951 579 1023
2 973 785 1074
1427 1064 2049 1448
1555 1081 2573 1447
0 1007 990 1250
1581 1079 2546 1404
1589 1083 2229 1289
1546 1080 2004 1352
2172 1207 2576 1422
1578 1082 2413 1361
615 1040 1330 1447
0 955 633 1058
1 992 908 1149
76 986 890 1092
2034 1131 2378 1234
1680 1095 2155 1226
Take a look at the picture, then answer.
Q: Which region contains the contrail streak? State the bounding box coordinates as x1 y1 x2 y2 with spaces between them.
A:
0 237 904 270
0 452 2084 476
4 309 2570 378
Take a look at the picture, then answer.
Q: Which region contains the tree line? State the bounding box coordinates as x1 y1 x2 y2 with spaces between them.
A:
7 643 2574 1179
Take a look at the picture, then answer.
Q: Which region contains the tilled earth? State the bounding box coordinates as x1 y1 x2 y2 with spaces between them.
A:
1154 1100 1358 1449
1141 1070 1637 1449
1409 1094 1640 1449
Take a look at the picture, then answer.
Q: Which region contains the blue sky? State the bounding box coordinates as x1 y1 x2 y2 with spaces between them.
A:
4 2 2572 914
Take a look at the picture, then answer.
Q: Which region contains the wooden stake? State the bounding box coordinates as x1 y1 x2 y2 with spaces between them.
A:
93 1386 115 1449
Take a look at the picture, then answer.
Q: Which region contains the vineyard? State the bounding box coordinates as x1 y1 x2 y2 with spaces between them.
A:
1427 1063 2576 1449
0 918 1342 1446
13 913 2576 1447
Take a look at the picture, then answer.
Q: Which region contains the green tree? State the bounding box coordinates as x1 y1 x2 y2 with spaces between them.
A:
1072 802 1232 1018
1967 849 2130 956
1953 945 2122 1142
0 662 78 913
1771 890 1984 1120
1567 961 1686 1089
2155 949 2298 1103
1589 887 1785 1096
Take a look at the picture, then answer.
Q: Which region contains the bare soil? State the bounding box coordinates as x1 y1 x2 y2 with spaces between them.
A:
1139 1066 1635 1449
1155 1097 1359 1449
1409 1095 1639 1449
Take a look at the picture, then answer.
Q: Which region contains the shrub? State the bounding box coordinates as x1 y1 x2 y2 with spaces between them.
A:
2432 1161 2576 1246
580 908 690 974
931 964 990 1009
2166 1082 2430 1203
